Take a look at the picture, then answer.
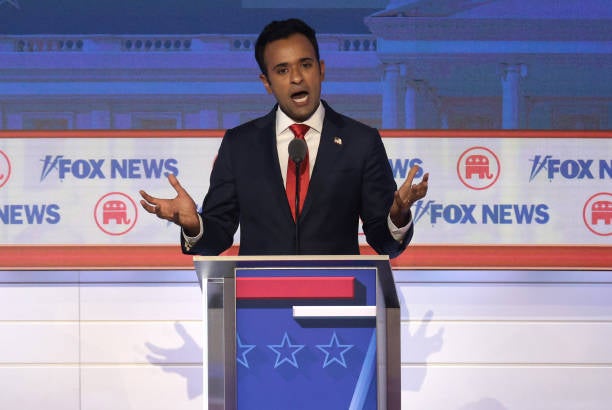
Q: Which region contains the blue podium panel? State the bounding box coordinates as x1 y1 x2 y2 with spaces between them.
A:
235 267 378 410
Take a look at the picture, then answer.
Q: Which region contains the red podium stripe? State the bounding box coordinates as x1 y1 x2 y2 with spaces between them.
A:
0 245 610 270
236 277 355 299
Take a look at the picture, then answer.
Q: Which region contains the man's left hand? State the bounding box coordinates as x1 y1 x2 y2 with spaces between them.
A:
390 165 429 227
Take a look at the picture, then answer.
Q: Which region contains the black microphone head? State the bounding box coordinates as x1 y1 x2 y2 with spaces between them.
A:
288 138 307 163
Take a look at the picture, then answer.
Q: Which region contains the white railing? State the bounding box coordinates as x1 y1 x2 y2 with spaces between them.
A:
1 34 377 53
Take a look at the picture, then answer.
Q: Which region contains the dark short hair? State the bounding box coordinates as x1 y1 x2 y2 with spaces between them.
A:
255 18 320 76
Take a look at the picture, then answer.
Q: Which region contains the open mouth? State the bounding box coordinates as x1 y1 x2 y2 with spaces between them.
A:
291 91 309 104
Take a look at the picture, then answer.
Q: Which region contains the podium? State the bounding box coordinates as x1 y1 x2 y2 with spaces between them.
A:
193 255 400 410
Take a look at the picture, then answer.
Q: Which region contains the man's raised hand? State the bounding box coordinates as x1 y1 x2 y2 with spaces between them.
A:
139 174 200 236
390 165 429 227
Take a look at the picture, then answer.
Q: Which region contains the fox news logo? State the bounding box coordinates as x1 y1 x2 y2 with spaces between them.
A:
529 155 612 181
388 158 424 179
40 156 179 181
413 200 550 225
0 204 61 225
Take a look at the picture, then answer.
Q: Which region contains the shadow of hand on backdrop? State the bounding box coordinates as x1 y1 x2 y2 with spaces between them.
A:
403 309 444 391
145 322 203 399
398 286 445 392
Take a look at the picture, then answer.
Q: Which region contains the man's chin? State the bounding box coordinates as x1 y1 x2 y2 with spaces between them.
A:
280 103 318 122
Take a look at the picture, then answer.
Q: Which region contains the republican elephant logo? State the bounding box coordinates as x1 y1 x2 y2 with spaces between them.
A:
591 200 612 225
0 150 11 189
94 192 138 236
102 200 131 225
583 193 612 236
465 154 494 179
457 147 500 190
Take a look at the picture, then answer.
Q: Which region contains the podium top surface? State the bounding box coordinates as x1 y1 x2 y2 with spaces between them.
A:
193 254 391 276
193 254 389 263
193 254 398 308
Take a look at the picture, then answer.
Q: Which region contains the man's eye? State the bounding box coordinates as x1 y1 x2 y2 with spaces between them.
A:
302 62 312 68
276 67 289 75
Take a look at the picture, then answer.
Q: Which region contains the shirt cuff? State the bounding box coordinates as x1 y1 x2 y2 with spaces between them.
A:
387 213 412 242
182 214 203 251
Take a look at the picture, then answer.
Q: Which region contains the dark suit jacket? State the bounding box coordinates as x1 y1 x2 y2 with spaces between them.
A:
182 101 412 258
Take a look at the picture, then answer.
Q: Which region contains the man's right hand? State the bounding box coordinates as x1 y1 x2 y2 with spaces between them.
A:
139 174 200 236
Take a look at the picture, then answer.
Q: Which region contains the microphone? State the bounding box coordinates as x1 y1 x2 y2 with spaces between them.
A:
288 138 308 254
288 138 307 164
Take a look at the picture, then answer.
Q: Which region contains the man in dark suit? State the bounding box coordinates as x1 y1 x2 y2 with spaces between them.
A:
139 18 428 258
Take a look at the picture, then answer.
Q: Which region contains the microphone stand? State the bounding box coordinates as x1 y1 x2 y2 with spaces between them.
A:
288 136 307 255
293 159 302 254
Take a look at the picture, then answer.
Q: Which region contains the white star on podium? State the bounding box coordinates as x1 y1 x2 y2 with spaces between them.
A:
316 331 353 368
268 332 304 369
236 334 256 369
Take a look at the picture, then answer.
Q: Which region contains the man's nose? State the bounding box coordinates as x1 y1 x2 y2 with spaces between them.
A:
290 66 304 83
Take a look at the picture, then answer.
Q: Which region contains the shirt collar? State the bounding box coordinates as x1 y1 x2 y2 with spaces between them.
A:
275 101 325 135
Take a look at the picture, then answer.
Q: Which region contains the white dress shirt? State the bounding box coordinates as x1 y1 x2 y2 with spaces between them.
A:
275 99 324 186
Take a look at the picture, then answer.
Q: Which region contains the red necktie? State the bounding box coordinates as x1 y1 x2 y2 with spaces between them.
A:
286 124 310 221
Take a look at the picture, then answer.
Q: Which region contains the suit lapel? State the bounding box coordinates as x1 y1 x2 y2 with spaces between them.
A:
255 107 296 221
301 103 345 219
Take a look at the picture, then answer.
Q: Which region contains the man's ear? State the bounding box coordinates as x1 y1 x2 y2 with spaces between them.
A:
259 73 273 94
319 59 325 81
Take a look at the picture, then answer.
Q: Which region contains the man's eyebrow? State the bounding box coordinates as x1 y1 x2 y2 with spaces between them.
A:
272 57 315 71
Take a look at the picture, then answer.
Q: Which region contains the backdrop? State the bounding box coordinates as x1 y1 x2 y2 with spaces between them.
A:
0 1 611 409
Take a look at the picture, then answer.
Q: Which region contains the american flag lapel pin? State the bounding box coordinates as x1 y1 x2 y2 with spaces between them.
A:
334 136 342 146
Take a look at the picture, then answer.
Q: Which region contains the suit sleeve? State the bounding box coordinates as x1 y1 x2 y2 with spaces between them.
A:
181 130 240 255
360 130 413 258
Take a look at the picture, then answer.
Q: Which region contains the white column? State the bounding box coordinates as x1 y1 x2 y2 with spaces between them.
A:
112 112 131 129
400 64 416 129
501 64 527 129
182 112 198 129
382 63 400 129
199 107 219 129
75 112 89 129
75 108 110 129
404 81 417 129
440 110 449 129
91 109 111 129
